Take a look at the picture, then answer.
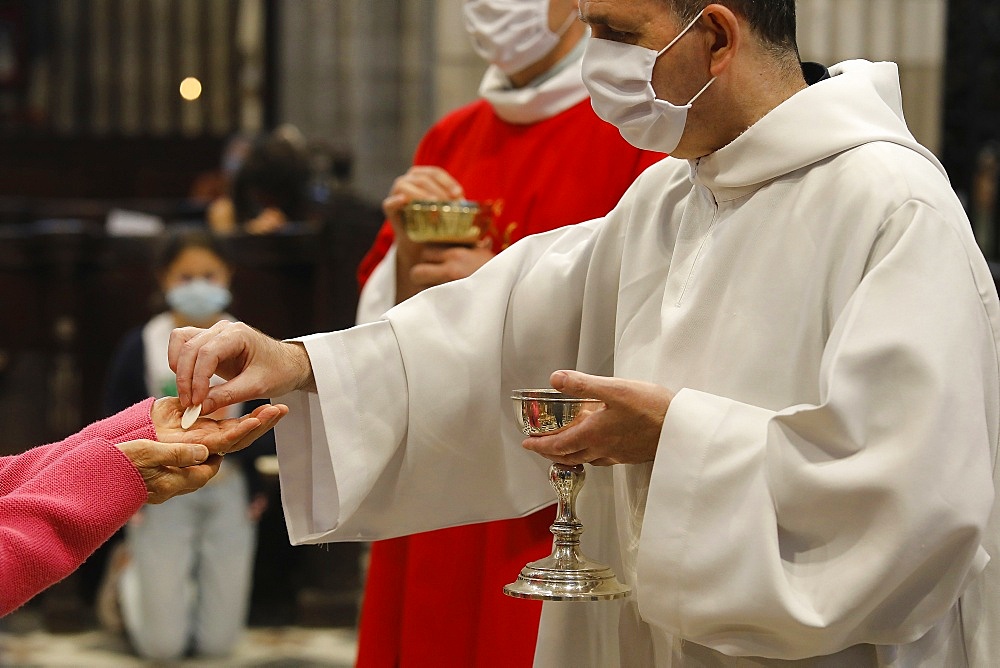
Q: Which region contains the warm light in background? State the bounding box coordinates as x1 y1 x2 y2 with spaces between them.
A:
179 77 203 101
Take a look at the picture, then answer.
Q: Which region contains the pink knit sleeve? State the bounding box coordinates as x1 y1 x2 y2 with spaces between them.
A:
0 399 155 616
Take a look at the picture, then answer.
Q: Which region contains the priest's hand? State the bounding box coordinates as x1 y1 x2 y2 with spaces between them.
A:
410 241 496 288
151 396 289 456
521 370 673 466
168 320 315 415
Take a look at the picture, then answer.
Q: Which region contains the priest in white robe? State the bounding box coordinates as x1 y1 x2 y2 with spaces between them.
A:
170 1 1000 665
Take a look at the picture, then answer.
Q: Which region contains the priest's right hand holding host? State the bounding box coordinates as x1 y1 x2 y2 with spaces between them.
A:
169 321 316 418
168 321 661 465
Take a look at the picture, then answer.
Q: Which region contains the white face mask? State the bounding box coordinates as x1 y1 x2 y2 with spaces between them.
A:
582 13 715 154
166 279 232 321
463 0 578 75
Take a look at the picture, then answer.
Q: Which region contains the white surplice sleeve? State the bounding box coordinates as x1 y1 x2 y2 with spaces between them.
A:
355 243 396 325
637 201 1000 659
274 216 619 544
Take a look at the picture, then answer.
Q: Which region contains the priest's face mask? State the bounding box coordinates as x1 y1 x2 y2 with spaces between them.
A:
463 0 579 75
580 2 716 155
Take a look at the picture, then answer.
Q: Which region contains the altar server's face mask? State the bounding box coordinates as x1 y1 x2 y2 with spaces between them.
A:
463 0 578 75
166 279 232 321
582 12 715 154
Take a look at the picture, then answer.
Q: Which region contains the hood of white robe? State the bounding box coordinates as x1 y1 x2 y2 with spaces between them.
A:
692 60 947 201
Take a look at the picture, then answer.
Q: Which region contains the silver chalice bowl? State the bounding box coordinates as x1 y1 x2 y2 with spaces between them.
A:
512 389 603 437
505 389 632 601
401 200 486 245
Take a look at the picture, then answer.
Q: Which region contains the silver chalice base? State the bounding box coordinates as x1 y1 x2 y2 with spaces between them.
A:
503 546 632 601
506 390 632 602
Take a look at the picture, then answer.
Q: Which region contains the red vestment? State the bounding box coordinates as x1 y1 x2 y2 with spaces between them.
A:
356 97 662 668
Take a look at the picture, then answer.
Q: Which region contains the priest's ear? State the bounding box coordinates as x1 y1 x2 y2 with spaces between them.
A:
701 4 740 79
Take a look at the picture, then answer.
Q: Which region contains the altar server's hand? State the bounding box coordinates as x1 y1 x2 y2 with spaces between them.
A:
169 320 315 415
151 396 289 456
410 241 496 288
383 166 472 301
382 165 465 234
521 370 673 466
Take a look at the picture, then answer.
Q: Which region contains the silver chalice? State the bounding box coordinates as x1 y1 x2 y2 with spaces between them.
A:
504 389 632 601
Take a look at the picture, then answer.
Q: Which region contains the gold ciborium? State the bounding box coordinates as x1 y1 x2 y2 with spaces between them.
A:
504 389 632 601
400 200 488 245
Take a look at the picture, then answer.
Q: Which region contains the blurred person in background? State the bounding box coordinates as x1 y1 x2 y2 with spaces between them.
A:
207 126 313 236
101 229 273 660
188 133 256 211
353 0 663 665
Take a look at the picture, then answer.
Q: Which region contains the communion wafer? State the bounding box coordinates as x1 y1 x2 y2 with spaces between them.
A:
181 404 202 430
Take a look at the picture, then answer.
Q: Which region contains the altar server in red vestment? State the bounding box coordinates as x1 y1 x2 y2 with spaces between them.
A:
353 0 662 665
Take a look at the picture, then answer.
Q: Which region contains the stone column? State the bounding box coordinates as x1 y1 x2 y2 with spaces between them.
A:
797 0 947 154
278 0 488 202
432 0 484 120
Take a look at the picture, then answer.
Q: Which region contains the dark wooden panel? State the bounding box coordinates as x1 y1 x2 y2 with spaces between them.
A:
0 136 226 199
942 0 1000 259
0 212 381 630
0 202 381 451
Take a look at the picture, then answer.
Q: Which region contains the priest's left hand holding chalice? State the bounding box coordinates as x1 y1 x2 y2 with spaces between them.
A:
516 370 673 467
169 323 671 469
505 372 673 601
169 321 673 603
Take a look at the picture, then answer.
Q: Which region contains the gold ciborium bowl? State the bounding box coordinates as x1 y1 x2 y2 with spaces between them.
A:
511 389 603 437
401 200 485 245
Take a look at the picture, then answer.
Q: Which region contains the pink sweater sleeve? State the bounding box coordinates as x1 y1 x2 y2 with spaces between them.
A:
0 398 155 616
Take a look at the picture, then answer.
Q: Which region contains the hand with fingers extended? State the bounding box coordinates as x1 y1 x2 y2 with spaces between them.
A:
520 370 674 466
124 397 289 503
150 396 290 456
167 320 314 416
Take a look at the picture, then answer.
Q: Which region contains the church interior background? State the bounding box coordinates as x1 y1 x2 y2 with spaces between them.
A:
0 0 995 664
